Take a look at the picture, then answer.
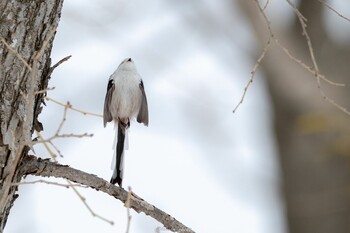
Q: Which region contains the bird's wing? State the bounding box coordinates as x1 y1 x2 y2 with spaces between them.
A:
137 80 149 126
103 79 115 127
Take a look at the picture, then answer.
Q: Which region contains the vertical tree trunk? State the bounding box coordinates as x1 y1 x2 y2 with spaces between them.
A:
0 1 63 231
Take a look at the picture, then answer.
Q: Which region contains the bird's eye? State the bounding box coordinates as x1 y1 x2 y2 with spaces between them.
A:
127 58 132 62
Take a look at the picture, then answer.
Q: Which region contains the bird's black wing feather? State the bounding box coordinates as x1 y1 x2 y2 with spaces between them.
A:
103 79 114 127
137 80 149 126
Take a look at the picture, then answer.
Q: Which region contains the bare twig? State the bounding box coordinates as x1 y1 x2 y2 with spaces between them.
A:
32 105 93 145
285 0 350 116
318 86 350 115
262 0 270 11
233 0 274 113
35 87 56 95
30 101 93 146
253 0 274 37
125 187 132 233
0 37 32 70
35 102 104 221
20 156 195 233
318 0 350 23
35 131 113 224
12 179 88 188
45 97 103 117
56 102 69 135
234 0 349 115
285 0 319 73
32 133 93 146
48 140 64 157
46 55 72 79
274 39 345 86
233 36 271 113
51 55 72 72
50 132 93 140
35 131 57 159
69 180 114 225
34 27 57 60
257 0 343 86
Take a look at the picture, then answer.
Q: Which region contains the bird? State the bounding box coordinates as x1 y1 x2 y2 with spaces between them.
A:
103 58 148 187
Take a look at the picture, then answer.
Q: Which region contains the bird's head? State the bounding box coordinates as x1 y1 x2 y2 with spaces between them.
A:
118 58 136 71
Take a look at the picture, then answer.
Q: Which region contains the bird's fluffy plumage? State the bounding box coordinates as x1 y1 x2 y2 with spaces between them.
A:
103 58 148 186
104 58 148 126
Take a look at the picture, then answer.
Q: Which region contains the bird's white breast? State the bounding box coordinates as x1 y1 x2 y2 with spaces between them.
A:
110 69 142 122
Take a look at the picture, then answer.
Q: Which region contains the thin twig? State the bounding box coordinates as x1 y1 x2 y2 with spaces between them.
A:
31 100 93 149
318 0 350 23
56 133 93 138
55 102 69 136
318 86 350 115
51 55 72 71
35 131 57 159
236 0 350 116
233 36 271 113
35 131 114 225
274 39 345 86
45 97 103 117
255 0 343 86
285 0 319 73
233 0 273 113
34 27 57 60
262 0 270 10
253 0 274 37
12 179 88 188
125 187 132 233
33 133 94 145
0 37 32 70
48 141 64 158
69 180 114 225
47 55 72 78
34 87 56 95
285 0 350 116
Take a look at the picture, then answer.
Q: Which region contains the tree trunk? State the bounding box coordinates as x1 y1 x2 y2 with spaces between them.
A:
0 1 63 231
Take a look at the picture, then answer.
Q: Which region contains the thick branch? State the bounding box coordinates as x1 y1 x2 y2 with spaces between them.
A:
19 155 194 233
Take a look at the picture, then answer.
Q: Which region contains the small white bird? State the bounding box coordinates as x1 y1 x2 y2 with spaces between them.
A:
103 58 148 187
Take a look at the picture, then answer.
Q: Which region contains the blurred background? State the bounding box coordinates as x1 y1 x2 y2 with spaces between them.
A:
5 0 350 232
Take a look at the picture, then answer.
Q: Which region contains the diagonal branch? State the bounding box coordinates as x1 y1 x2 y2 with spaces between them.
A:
19 155 195 233
318 0 350 23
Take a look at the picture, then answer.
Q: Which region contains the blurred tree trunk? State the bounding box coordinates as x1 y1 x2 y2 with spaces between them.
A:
239 1 350 233
0 1 63 231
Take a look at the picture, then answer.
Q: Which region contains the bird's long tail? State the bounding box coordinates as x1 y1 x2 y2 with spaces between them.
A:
110 122 127 186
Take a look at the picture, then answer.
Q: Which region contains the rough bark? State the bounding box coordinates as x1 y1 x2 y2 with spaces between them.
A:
0 1 64 231
238 0 350 232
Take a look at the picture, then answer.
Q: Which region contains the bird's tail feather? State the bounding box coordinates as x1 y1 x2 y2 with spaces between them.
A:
110 122 127 186
111 126 129 170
